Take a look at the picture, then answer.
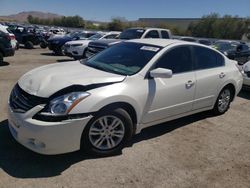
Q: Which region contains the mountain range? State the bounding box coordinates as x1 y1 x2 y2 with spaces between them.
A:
0 11 63 22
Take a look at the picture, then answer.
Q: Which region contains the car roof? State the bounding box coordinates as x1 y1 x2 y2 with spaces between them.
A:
127 39 185 47
127 39 221 52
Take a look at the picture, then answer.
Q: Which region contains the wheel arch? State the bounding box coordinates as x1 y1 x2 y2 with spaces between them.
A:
97 102 138 134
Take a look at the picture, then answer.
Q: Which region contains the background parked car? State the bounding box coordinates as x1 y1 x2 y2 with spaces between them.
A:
86 27 172 58
213 40 250 65
63 31 121 60
0 30 15 63
48 31 97 55
0 24 18 49
9 26 44 49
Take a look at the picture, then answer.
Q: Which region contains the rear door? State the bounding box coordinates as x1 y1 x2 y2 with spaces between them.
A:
192 46 226 110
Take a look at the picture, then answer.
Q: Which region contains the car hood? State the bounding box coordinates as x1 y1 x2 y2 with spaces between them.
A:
89 39 122 47
48 35 72 42
18 61 126 98
66 39 91 45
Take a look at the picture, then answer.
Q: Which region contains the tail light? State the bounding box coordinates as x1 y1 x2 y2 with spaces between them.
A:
10 35 16 40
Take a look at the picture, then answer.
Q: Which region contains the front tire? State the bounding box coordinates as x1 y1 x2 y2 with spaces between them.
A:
82 108 133 156
212 87 232 115
25 41 34 49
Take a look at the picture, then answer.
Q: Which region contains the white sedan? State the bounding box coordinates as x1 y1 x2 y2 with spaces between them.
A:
63 32 120 59
8 39 243 156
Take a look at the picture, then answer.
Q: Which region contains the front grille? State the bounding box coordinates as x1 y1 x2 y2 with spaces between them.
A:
9 84 47 113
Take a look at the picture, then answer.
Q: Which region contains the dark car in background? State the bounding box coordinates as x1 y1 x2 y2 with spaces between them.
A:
0 30 15 63
47 31 97 55
213 40 250 65
9 26 44 49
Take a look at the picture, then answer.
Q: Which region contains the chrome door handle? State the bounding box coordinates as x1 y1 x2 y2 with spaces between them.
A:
186 80 194 88
219 72 226 78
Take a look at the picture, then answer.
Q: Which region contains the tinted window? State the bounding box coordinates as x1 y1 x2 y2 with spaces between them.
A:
119 29 145 40
155 46 193 74
84 42 162 75
161 31 170 39
194 46 224 70
104 34 118 39
145 30 160 38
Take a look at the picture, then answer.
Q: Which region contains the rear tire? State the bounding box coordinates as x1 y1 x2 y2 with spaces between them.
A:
25 41 34 49
212 87 232 115
82 108 133 156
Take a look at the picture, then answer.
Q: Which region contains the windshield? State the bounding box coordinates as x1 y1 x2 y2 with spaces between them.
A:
82 42 162 76
119 29 145 40
214 42 237 51
88 33 104 40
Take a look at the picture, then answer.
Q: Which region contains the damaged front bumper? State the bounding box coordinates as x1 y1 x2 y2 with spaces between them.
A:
8 106 92 155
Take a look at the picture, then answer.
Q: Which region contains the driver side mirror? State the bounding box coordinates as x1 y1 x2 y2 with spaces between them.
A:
150 68 173 78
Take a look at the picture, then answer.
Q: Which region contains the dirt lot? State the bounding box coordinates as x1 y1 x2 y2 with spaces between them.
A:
0 48 250 188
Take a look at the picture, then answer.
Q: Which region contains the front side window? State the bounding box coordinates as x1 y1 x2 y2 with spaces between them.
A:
88 33 104 40
155 46 193 74
104 34 119 39
145 30 160 38
83 42 162 75
194 46 224 70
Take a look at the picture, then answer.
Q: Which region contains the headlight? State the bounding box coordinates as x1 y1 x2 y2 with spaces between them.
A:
40 92 90 116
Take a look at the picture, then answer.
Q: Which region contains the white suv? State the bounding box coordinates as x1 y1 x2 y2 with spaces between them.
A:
8 39 243 156
63 32 120 60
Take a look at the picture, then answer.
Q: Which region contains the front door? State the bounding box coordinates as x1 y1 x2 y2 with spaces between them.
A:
142 45 196 123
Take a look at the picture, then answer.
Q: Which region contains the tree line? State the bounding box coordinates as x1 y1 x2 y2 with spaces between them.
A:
27 15 85 28
187 13 250 40
27 13 250 40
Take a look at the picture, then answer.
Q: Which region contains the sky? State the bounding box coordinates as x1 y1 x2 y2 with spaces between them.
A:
0 0 250 21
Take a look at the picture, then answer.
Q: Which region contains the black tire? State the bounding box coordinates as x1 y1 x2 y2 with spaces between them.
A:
54 47 63 56
212 86 233 115
24 41 34 49
82 108 133 156
0 52 3 64
16 42 20 50
82 49 87 59
40 41 47 49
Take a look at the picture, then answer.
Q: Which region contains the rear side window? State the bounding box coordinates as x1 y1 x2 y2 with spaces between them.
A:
145 30 160 38
161 31 170 39
194 46 225 70
104 34 118 39
155 46 193 74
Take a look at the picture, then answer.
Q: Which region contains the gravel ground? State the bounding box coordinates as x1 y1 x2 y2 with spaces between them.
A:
0 48 250 188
